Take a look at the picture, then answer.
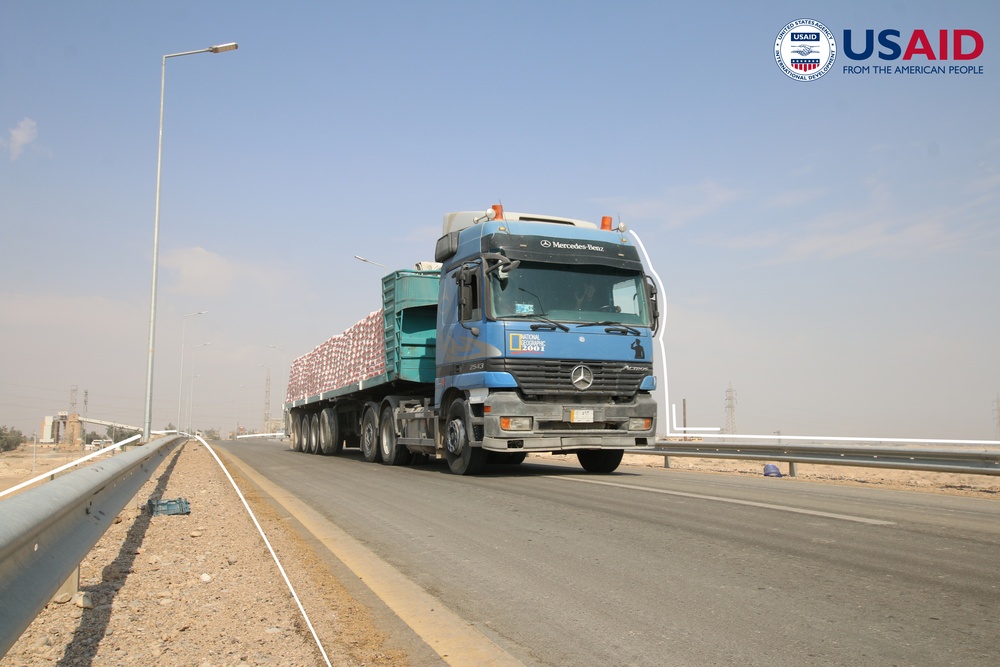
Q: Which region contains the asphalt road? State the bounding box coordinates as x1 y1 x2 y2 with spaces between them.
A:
217 439 999 666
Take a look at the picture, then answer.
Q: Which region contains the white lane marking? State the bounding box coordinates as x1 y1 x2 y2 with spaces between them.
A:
547 476 896 526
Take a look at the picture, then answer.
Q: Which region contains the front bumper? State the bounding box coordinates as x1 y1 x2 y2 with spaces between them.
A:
479 391 657 452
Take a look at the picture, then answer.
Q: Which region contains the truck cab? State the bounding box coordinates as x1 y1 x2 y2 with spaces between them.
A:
432 205 658 473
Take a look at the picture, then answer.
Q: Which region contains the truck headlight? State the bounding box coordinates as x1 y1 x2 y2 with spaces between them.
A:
500 416 532 431
628 418 652 431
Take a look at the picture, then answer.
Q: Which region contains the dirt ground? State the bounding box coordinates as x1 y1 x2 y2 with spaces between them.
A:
0 441 405 667
0 441 996 666
616 452 1000 498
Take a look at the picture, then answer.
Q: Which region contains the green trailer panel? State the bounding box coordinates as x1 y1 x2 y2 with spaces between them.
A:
382 270 439 384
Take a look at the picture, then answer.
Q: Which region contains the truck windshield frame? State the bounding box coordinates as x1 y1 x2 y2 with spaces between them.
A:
487 261 651 327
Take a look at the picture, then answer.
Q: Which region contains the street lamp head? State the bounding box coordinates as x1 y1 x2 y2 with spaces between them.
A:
210 42 239 53
354 255 388 274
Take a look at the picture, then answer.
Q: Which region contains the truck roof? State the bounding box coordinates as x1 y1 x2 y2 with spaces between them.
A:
442 210 598 235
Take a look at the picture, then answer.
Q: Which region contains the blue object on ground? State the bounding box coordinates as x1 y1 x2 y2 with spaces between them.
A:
147 497 191 516
763 464 783 478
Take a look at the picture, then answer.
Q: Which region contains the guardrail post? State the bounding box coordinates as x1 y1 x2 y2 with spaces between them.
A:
789 462 798 477
663 455 670 468
53 567 79 601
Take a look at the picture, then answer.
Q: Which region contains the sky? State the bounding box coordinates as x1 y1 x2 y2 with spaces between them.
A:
1 1 998 442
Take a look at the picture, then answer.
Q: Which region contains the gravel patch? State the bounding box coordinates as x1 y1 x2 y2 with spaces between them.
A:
1 441 406 666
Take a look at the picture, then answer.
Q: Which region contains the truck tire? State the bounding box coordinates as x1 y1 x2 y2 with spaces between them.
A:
489 451 527 465
576 449 624 473
379 407 411 466
360 404 382 463
444 400 486 475
290 413 303 452
319 408 342 455
308 413 320 454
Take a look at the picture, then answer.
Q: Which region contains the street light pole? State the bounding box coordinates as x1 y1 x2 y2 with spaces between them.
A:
258 363 271 433
186 342 211 433
142 42 238 442
266 344 286 433
176 310 207 433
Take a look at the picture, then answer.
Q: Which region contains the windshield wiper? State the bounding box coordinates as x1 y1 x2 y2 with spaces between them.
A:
576 321 641 335
506 314 570 332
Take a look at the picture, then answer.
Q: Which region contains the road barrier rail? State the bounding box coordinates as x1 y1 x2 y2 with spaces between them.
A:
0 434 185 657
641 437 1000 476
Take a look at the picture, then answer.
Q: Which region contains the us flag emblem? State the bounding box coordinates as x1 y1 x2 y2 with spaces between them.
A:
791 58 820 72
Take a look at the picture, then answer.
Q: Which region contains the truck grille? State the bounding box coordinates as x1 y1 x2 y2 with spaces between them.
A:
488 359 651 398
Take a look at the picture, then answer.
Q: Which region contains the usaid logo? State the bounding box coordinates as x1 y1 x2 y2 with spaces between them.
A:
775 18 837 81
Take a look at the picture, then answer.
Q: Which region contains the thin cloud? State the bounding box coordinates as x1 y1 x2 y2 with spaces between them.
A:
162 247 237 298
765 187 829 210
3 118 39 160
161 246 296 299
596 181 746 229
713 173 991 264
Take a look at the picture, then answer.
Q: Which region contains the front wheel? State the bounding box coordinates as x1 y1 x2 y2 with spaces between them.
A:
444 400 486 475
576 449 623 473
488 451 527 465
360 405 381 463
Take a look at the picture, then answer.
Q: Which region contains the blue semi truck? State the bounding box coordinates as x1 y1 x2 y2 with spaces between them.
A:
285 205 659 474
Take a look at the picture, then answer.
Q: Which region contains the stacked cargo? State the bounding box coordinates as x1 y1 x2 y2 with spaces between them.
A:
285 310 386 403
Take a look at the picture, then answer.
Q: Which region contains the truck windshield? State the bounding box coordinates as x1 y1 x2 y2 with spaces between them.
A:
488 262 650 326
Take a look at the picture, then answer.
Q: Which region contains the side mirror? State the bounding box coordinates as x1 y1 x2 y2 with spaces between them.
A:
645 276 660 333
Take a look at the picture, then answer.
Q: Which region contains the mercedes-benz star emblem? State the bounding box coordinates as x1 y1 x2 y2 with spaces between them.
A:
571 364 594 390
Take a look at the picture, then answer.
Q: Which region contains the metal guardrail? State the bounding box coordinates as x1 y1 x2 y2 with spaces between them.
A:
0 435 185 657
638 438 1000 476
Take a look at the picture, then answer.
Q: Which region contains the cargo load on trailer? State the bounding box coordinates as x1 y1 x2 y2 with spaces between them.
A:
285 205 659 474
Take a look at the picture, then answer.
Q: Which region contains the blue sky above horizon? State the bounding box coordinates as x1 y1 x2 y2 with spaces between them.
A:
2 1 998 440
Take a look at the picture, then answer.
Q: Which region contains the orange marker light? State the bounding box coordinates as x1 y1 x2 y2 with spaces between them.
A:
492 204 505 220
601 216 613 230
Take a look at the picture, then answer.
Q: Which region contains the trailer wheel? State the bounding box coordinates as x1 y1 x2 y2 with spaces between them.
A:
576 449 624 473
360 405 381 463
379 407 411 466
308 413 320 454
444 400 486 475
319 408 342 455
290 413 303 452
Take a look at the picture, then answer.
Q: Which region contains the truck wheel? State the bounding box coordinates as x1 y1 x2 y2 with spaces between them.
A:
489 452 526 465
290 413 303 452
444 400 486 475
319 408 342 455
576 449 624 473
379 407 411 466
360 405 382 463
308 413 320 454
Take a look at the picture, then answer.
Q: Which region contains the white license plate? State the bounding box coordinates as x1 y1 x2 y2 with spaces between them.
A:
570 409 594 423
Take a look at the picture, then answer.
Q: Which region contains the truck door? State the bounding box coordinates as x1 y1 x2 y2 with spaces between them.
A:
436 262 488 404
